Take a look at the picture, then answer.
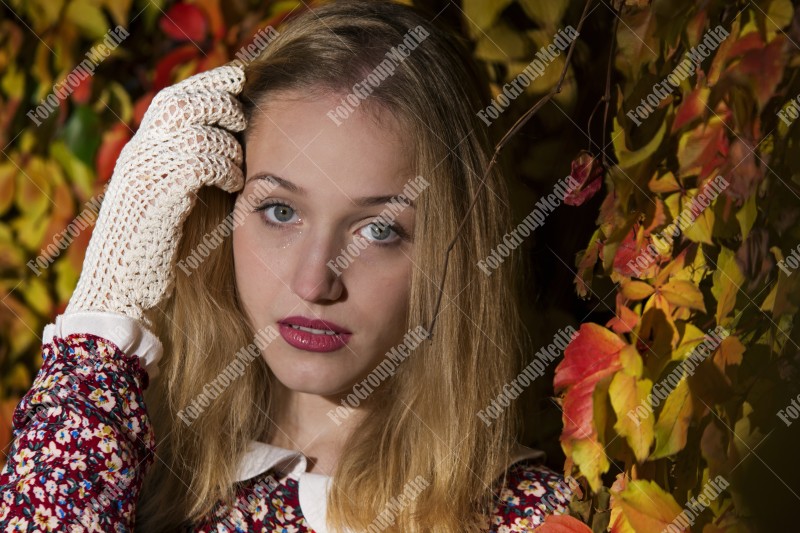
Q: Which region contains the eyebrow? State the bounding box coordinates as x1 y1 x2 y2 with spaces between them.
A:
246 172 416 209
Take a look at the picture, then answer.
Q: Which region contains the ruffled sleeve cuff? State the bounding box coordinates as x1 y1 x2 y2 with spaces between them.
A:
42 310 163 380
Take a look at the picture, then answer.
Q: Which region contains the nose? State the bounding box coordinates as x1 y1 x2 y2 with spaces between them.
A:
289 228 345 303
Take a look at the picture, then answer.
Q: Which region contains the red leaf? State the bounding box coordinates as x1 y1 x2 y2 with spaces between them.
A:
133 92 155 128
160 3 208 42
723 36 787 111
194 0 226 40
95 123 132 183
153 45 199 91
671 74 709 133
564 151 603 206
554 323 625 443
70 73 93 104
612 226 648 278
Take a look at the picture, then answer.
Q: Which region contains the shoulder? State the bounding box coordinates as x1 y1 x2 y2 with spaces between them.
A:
488 458 573 531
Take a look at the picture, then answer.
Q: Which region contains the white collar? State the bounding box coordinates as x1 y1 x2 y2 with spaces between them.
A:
233 440 546 533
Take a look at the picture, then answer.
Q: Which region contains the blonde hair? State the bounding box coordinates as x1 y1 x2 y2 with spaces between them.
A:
137 1 529 531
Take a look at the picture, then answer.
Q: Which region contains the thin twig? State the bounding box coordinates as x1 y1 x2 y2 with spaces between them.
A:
424 0 596 340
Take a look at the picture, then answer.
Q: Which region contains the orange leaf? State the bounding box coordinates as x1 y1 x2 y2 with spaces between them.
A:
713 335 744 370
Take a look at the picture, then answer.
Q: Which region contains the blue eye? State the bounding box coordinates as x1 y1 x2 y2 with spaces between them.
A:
255 200 299 225
253 199 411 247
358 221 401 246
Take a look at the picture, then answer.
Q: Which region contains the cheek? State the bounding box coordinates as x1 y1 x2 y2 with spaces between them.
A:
350 259 412 322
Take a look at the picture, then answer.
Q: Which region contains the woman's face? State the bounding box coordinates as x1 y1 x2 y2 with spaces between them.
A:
233 90 416 397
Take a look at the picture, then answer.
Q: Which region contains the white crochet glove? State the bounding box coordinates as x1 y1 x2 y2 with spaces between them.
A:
64 64 247 333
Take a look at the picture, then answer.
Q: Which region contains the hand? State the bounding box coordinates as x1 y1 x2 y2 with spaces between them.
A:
65 64 247 331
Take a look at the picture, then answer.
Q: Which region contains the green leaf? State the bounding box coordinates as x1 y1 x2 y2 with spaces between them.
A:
60 106 102 168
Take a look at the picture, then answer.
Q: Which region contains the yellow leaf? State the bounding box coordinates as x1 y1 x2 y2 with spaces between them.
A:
101 0 133 27
619 344 643 377
66 0 110 39
611 479 685 532
571 438 610 493
0 222 24 269
54 251 81 305
614 8 658 81
681 190 715 245
672 322 706 361
650 376 692 459
660 279 706 312
20 277 52 317
475 23 529 62
648 171 680 193
621 280 655 300
23 0 65 32
0 162 16 215
1 290 40 360
15 157 51 220
765 0 793 38
1 63 25 100
735 193 756 241
518 0 569 28
711 247 744 326
462 0 513 38
612 117 667 171
610 372 654 463
714 335 745 370
4 363 31 391
50 141 96 198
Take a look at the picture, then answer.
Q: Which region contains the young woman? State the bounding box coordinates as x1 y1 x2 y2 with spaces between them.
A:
0 1 573 531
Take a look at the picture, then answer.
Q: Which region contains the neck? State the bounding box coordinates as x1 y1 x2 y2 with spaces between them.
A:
267 381 368 475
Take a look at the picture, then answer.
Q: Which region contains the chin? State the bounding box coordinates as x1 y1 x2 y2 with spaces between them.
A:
266 358 354 394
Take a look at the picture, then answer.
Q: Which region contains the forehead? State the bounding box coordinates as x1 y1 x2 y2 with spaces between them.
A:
243 91 415 196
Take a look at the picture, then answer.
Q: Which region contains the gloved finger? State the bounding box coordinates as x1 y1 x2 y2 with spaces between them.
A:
170 64 246 96
189 152 245 194
149 90 247 132
167 126 243 165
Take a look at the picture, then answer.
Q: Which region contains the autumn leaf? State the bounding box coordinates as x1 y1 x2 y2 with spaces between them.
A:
650 375 692 459
713 335 744 370
711 247 744 326
621 280 655 300
671 82 710 133
555 323 626 490
676 115 729 182
96 123 132 184
564 151 603 207
610 371 654 462
659 279 706 312
610 479 686 532
160 3 209 42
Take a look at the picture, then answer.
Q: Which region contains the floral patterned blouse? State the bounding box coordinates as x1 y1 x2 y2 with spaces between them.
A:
0 312 572 532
